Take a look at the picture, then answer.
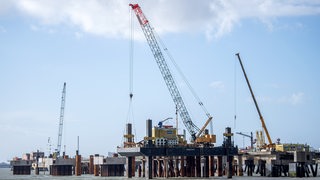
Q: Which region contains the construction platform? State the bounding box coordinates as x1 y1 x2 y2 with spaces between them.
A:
117 146 237 157
10 160 32 175
117 119 238 178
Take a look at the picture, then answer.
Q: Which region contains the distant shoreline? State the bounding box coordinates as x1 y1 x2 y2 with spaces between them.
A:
0 162 10 168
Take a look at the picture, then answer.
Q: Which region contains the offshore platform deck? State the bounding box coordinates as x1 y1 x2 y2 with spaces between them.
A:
117 119 238 179
118 146 238 157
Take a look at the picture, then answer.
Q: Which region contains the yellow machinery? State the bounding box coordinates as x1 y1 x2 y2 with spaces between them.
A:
195 117 216 144
152 125 187 146
152 125 177 139
152 117 216 146
195 133 216 144
236 53 274 149
256 130 266 149
152 124 214 146
276 143 309 152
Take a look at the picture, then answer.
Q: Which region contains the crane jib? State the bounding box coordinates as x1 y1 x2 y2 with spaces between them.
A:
57 82 66 157
130 4 148 25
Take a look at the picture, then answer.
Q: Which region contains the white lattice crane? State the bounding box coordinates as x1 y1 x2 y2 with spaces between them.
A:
56 82 66 157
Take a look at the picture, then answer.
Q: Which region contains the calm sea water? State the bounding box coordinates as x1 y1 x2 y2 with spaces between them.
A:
0 168 319 179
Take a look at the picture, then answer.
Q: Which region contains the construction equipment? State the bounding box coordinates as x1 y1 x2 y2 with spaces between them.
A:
55 82 66 157
236 132 254 149
130 4 215 144
235 53 274 148
158 117 173 128
256 130 266 149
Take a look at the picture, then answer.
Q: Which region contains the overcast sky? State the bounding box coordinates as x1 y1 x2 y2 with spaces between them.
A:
1 0 320 162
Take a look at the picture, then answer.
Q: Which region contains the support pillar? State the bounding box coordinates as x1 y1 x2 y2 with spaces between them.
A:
142 159 146 177
35 166 39 175
186 156 193 177
181 156 185 177
185 156 190 177
227 156 233 178
153 158 156 177
196 156 201 177
209 156 215 176
237 155 243 176
203 156 209 177
157 158 161 177
94 165 99 176
148 156 153 179
174 156 179 177
138 164 141 177
132 156 136 177
245 159 254 176
127 157 133 178
217 156 223 177
75 153 81 176
89 155 94 174
310 163 318 177
164 157 168 178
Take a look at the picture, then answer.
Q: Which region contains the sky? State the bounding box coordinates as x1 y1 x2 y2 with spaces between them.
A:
0 0 320 162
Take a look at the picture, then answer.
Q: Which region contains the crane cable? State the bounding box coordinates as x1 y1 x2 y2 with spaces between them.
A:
129 5 134 99
154 31 213 134
123 7 136 144
234 55 237 130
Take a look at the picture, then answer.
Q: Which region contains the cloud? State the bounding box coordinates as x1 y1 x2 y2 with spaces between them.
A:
13 0 130 38
278 92 305 105
210 81 225 90
3 0 320 39
290 92 305 105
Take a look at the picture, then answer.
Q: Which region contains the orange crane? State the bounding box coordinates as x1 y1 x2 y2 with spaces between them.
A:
235 53 274 148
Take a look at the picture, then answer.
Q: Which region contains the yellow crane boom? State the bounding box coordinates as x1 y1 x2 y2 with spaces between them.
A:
235 53 273 146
